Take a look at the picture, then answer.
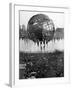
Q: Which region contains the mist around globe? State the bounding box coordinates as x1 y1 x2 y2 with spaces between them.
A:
19 38 64 53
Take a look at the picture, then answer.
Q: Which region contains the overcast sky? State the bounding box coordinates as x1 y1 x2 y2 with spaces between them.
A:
20 11 64 30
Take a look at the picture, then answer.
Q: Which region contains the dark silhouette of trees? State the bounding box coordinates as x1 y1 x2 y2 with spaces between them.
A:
19 25 28 39
54 28 64 40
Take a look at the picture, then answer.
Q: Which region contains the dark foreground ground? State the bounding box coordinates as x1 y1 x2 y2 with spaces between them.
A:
19 51 64 79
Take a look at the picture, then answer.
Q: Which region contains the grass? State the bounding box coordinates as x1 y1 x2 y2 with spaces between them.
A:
19 51 64 79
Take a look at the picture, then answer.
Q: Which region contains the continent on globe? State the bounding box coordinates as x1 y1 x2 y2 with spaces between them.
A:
27 14 55 45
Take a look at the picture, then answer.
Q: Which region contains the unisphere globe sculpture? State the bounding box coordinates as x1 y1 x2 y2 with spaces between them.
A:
27 14 55 50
